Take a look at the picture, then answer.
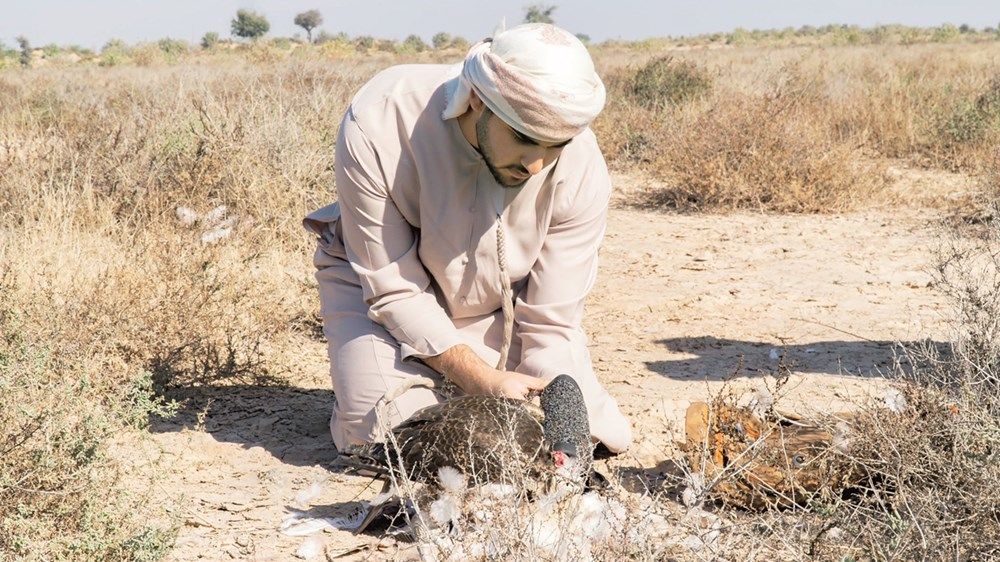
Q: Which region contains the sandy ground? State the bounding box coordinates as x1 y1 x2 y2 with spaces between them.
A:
145 172 956 560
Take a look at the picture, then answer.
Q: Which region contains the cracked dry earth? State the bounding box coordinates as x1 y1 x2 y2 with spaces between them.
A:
143 180 952 560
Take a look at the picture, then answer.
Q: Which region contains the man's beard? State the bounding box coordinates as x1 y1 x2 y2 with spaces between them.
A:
476 110 527 189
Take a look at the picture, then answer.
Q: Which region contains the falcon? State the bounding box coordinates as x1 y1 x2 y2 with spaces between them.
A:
336 374 595 491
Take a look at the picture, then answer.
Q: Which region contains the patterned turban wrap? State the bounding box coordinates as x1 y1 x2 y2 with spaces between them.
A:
442 23 606 144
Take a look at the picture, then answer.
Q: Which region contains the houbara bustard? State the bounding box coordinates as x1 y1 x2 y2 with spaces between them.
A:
326 374 608 535
337 374 598 492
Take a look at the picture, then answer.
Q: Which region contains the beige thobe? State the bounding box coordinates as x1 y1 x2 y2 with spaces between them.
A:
304 63 632 452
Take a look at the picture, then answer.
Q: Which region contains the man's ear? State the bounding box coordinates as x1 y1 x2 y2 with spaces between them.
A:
469 89 485 113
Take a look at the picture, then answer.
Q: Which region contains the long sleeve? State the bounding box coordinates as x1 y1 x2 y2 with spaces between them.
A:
334 111 463 360
513 153 610 379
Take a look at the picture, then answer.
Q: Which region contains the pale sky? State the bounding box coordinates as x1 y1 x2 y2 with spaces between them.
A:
1 0 997 50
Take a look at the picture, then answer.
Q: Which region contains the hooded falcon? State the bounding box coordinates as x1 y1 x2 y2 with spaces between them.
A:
335 374 594 490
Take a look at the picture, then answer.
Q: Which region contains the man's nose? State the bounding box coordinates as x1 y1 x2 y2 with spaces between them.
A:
522 153 546 175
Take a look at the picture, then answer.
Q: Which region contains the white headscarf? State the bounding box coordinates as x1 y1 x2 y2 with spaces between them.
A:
441 23 606 144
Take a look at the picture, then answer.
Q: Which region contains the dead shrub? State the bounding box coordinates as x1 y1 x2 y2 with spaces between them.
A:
649 91 885 212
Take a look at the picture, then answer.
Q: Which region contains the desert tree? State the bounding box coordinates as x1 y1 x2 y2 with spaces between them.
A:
523 4 556 24
294 10 323 43
15 36 30 67
231 9 270 41
432 32 451 49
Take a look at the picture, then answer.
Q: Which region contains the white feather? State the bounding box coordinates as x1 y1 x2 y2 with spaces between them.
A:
294 482 323 506
884 388 908 413
294 536 324 559
281 517 335 536
200 226 232 244
203 204 229 224
429 495 462 529
750 387 774 419
175 206 199 226
476 483 515 499
437 466 467 494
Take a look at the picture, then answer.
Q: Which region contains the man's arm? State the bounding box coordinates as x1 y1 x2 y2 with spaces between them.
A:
514 147 610 381
335 112 464 359
423 344 547 399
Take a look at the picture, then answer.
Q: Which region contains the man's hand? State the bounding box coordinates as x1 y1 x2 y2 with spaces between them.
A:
478 370 548 400
423 344 547 400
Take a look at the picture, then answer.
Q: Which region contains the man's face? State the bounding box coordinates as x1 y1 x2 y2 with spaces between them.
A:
475 109 571 188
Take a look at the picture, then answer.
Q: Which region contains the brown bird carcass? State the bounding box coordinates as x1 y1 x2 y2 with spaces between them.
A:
684 401 857 510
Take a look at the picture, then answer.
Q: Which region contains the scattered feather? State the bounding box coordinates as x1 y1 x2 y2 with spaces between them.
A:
175 206 199 226
294 482 323 506
437 466 467 494
832 421 852 453
429 495 462 530
294 536 324 559
884 388 908 413
203 204 229 224
200 226 232 244
749 387 775 419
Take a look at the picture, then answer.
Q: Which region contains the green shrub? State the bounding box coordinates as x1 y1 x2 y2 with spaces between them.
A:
624 56 713 110
354 35 375 52
933 23 960 42
727 27 751 45
157 38 189 62
41 43 61 58
102 38 128 54
400 34 428 53
99 51 126 67
201 32 219 49
940 77 1000 145
432 32 451 49
0 290 176 558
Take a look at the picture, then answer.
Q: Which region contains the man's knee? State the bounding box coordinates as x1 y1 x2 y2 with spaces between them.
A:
330 383 442 448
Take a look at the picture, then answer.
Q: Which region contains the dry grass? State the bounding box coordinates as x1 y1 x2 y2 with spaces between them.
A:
2 37 999 559
1 60 375 558
594 42 1000 211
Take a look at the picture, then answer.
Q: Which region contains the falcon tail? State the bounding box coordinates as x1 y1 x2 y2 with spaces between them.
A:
332 442 392 477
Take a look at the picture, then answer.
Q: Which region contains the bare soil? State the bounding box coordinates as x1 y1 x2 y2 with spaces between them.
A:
146 173 952 561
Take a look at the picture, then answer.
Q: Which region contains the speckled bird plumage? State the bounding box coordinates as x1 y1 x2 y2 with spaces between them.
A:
336 374 593 488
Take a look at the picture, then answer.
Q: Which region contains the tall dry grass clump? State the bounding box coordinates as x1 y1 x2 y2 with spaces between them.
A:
595 42 1000 211
597 57 885 212
0 276 177 559
0 59 384 558
817 222 1000 559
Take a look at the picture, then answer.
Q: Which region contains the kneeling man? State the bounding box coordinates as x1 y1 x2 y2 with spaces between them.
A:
304 23 632 454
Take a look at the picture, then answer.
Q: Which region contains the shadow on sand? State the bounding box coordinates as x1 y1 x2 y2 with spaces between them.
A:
150 384 339 467
644 336 947 381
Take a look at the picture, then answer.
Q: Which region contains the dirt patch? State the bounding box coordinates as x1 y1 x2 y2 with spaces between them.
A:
146 200 950 560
